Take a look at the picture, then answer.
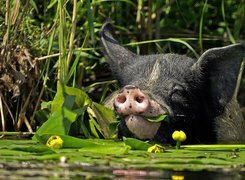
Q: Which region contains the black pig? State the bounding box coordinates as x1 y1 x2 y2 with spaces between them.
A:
100 22 245 144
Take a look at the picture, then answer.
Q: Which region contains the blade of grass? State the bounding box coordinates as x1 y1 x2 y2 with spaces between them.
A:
233 2 245 40
0 93 6 135
58 0 67 83
0 92 15 127
99 80 118 104
127 38 199 58
11 0 29 46
221 0 235 44
87 0 95 47
66 33 89 84
92 0 136 8
67 0 78 70
30 29 56 125
84 80 117 92
47 0 58 9
2 0 11 49
199 0 208 54
136 0 143 23
10 0 20 26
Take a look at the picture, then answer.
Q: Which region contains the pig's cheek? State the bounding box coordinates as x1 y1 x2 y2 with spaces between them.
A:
148 99 172 116
147 100 163 114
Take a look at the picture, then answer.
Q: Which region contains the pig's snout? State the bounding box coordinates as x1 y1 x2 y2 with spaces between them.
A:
114 86 149 115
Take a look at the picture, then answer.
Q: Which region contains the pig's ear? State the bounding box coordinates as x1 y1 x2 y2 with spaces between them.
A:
193 43 244 113
100 22 137 74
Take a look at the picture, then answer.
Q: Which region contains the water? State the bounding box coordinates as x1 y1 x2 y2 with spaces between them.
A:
0 161 244 179
1 139 244 179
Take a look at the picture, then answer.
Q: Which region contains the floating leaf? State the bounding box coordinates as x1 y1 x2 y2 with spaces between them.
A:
36 134 130 155
123 137 151 150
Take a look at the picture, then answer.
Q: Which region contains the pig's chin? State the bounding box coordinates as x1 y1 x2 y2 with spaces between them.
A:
125 114 161 140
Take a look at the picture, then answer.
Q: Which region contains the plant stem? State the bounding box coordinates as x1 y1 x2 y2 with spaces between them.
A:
58 0 67 83
176 141 181 149
0 132 35 136
0 94 6 134
2 0 11 58
67 0 77 71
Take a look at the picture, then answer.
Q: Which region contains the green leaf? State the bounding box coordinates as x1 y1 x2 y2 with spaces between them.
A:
34 109 49 125
78 144 130 155
41 101 52 109
35 134 97 148
123 137 151 151
146 115 169 122
51 83 91 113
63 95 76 110
87 0 95 46
0 139 54 154
74 107 93 138
35 134 130 155
183 144 245 151
109 121 120 138
33 106 78 140
88 116 101 138
89 102 117 138
47 0 58 9
29 0 38 13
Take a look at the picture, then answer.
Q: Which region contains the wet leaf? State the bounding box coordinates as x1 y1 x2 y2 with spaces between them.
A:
78 144 130 155
0 139 245 173
123 137 151 150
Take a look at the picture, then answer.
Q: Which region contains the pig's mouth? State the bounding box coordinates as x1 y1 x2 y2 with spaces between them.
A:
113 85 170 139
123 114 168 140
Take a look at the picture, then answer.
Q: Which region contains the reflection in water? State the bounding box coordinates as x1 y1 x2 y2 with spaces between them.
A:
0 162 244 179
113 169 244 180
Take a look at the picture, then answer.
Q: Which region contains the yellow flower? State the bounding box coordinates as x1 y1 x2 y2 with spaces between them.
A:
172 175 184 180
172 130 187 142
172 130 187 149
147 144 165 153
46 135 64 149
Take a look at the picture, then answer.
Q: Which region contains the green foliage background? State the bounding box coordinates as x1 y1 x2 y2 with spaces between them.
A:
0 0 244 133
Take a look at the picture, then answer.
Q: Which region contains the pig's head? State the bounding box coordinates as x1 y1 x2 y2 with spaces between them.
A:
100 22 245 143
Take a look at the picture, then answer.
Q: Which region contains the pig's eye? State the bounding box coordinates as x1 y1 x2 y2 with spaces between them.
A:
170 85 185 101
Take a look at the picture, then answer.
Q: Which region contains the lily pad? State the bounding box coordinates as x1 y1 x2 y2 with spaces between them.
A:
123 137 151 150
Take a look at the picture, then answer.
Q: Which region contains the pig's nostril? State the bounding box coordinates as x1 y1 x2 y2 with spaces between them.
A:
116 95 127 104
135 96 145 103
